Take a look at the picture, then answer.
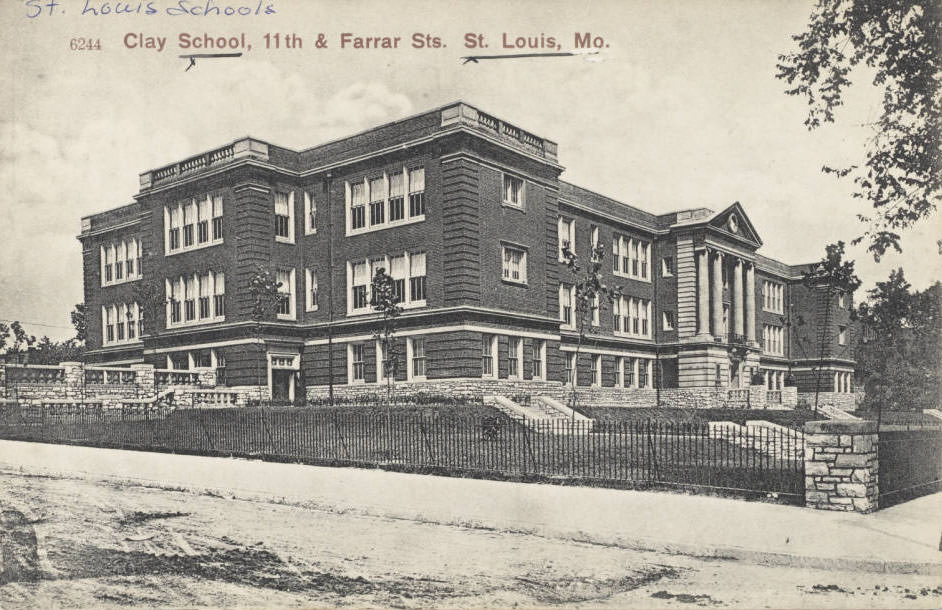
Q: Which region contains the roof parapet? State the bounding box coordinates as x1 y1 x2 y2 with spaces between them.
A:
138 137 270 191
441 102 558 163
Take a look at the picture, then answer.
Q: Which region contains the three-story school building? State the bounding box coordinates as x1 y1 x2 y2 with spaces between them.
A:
78 102 857 406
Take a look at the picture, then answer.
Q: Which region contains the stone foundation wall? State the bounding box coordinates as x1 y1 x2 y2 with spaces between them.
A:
803 420 878 513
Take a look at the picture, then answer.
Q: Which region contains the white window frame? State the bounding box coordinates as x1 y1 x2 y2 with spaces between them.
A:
164 196 223 256
612 235 652 282
345 167 427 236
566 352 577 385
591 354 602 387
531 339 546 381
501 244 528 285
347 251 427 317
502 173 525 209
101 301 142 346
481 334 498 378
838 325 847 346
276 268 296 320
762 280 784 314
559 283 575 329
164 272 225 329
558 216 575 261
304 191 316 235
100 238 142 287
274 190 295 244
407 337 427 381
507 336 522 380
614 296 653 339
591 294 600 327
348 343 367 384
305 268 319 312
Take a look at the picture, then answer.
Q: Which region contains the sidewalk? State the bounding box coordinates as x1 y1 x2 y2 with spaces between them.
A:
1 440 940 575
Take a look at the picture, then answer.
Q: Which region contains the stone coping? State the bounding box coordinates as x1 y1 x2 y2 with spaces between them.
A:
804 419 877 434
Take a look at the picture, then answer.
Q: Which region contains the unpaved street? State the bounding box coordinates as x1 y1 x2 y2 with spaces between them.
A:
1 469 940 609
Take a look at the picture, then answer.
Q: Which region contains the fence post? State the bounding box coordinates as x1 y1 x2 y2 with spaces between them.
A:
131 364 156 399
61 362 85 401
803 420 878 513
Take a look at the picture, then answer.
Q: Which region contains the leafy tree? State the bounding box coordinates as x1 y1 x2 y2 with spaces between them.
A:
370 266 403 407
6 321 36 364
561 243 620 417
30 336 85 365
801 241 862 411
70 303 87 344
855 269 941 418
0 323 9 356
248 266 287 400
777 0 942 259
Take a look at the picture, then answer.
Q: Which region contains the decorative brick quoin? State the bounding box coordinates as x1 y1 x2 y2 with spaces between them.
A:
77 102 858 405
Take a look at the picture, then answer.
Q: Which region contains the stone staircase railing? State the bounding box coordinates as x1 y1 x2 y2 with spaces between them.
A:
484 395 594 434
814 403 861 420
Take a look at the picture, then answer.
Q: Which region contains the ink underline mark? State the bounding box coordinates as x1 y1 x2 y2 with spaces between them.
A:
179 53 243 71
461 51 599 64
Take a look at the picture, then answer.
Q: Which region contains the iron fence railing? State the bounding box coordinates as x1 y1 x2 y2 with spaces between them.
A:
0 404 805 501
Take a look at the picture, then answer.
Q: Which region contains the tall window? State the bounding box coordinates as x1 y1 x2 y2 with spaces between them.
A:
168 280 181 324
531 340 545 380
507 337 521 379
277 269 295 319
197 196 210 243
762 280 784 314
351 261 369 311
275 191 293 241
410 337 427 379
502 174 524 208
199 274 211 319
612 235 651 280
638 359 649 388
662 311 675 331
558 217 575 260
351 343 366 382
591 355 601 386
502 245 527 284
613 296 652 338
625 358 635 387
838 325 847 345
303 192 316 234
408 168 425 217
346 167 426 235
184 276 196 322
837 292 846 308
559 283 574 328
763 324 784 355
612 298 622 334
306 269 319 312
369 176 385 226
389 172 405 221
105 306 114 343
182 200 195 247
350 181 367 230
166 195 223 254
101 239 142 286
409 252 427 302
565 352 576 384
390 254 407 303
213 272 225 318
481 335 496 377
212 196 224 240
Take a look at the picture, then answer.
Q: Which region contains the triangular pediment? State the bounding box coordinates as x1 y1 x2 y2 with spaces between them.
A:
707 202 762 247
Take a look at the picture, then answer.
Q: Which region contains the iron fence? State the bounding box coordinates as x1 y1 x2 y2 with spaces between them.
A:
878 429 942 507
0 404 805 501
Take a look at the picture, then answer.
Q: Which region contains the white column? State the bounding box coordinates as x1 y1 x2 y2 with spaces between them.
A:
733 258 744 338
697 249 710 336
745 262 756 343
711 252 724 338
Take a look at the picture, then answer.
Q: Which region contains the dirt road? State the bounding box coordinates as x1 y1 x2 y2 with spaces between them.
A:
1 469 939 608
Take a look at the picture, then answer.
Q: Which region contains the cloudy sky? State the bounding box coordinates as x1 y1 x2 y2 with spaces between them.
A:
1 0 939 341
